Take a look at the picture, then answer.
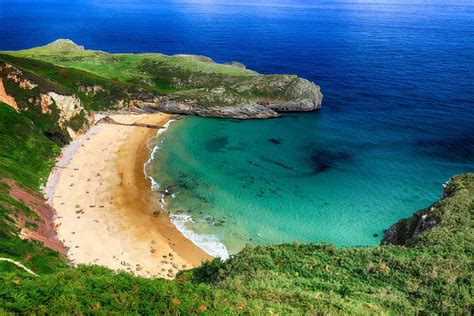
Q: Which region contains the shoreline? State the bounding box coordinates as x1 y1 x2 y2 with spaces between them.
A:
143 119 231 260
46 112 211 278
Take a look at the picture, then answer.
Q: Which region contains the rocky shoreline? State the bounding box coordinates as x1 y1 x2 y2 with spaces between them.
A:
128 76 323 119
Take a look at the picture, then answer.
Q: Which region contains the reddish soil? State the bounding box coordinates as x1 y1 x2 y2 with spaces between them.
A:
6 180 67 255
0 78 19 111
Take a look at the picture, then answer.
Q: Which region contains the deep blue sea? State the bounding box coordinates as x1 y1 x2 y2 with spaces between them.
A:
2 0 473 257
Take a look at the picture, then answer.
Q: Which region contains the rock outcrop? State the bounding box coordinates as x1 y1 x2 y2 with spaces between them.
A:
381 179 459 246
3 62 38 89
129 93 278 118
0 78 18 111
129 75 323 119
0 61 93 141
159 101 279 119
381 206 440 245
44 92 83 125
224 61 246 69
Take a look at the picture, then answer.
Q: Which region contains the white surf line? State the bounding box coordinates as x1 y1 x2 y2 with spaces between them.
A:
144 118 175 190
170 213 230 260
0 258 39 276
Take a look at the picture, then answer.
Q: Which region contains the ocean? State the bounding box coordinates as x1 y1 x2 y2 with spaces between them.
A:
2 0 473 257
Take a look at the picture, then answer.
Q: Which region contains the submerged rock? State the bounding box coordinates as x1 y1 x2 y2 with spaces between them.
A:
214 220 225 226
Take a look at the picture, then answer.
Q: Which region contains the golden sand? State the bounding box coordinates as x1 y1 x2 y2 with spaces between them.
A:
48 113 211 278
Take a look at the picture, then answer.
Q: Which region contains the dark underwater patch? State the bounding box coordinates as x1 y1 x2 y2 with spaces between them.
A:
414 135 474 163
205 136 229 153
309 149 351 175
248 160 262 168
268 138 283 145
260 156 295 171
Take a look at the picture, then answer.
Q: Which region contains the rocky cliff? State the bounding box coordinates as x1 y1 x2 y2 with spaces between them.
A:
128 74 323 119
0 60 93 143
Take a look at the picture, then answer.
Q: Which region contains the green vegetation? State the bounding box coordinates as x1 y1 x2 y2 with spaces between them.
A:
0 41 471 313
0 53 131 111
0 104 58 189
0 103 67 275
8 40 256 81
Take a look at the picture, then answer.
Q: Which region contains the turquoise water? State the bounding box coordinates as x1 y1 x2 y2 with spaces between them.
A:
148 111 472 256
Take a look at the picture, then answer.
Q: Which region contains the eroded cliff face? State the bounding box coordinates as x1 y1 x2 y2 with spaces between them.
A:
0 62 92 141
3 62 38 90
128 75 323 119
44 92 83 125
0 78 19 111
129 93 280 119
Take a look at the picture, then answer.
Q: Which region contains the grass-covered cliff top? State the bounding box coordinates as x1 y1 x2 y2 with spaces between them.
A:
9 39 254 79
7 39 254 87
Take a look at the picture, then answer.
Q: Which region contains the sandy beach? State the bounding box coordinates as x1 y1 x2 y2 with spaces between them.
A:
46 112 211 278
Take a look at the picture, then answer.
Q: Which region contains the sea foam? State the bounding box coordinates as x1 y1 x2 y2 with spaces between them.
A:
170 213 230 260
144 119 174 190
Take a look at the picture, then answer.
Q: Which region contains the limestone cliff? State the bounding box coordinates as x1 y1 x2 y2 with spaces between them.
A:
129 75 322 119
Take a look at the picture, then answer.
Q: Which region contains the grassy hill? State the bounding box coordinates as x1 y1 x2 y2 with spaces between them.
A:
0 41 472 314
